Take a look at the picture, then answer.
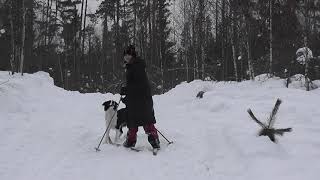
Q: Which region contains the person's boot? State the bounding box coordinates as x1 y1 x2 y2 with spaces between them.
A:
143 123 160 149
123 138 136 148
148 135 160 149
123 128 138 148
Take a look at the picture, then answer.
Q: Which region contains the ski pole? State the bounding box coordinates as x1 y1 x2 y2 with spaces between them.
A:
156 128 173 145
95 97 122 152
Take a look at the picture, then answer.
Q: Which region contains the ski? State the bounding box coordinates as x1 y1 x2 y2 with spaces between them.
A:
111 143 142 152
130 147 142 152
109 142 159 155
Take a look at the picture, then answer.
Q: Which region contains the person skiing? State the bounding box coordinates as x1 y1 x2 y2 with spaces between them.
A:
120 44 160 149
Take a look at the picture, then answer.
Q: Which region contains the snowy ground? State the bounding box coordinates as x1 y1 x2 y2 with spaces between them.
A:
1 71 320 180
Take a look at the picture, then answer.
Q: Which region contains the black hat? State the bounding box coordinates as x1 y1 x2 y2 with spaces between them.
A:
123 44 137 57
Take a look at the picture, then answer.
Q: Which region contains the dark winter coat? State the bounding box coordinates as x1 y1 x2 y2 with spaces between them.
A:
124 57 156 128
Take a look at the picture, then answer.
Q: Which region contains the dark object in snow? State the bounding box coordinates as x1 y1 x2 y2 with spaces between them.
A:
247 99 292 143
196 91 205 98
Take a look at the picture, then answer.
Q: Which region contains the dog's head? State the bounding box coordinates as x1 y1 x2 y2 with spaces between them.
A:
102 100 119 111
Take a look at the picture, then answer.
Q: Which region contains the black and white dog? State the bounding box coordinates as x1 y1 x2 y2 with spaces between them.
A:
102 100 127 144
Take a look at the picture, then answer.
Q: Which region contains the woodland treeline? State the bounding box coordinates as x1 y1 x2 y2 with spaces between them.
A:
0 0 320 93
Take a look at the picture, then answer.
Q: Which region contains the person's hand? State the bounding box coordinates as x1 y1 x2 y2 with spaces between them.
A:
120 86 127 95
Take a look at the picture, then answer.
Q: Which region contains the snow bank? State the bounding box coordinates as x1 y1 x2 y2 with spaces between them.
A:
1 71 320 180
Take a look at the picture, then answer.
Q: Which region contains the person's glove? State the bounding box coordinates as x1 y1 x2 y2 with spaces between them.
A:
120 86 127 95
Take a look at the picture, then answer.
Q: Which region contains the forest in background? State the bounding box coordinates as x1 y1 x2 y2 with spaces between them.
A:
0 0 320 94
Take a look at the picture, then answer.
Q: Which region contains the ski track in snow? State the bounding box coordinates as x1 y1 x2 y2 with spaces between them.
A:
1 71 320 180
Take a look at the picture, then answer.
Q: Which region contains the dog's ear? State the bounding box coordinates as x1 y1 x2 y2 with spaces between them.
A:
102 101 109 106
103 100 112 106
102 101 111 111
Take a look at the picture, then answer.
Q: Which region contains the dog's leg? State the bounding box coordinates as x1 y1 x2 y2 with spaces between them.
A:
105 121 115 144
104 124 113 144
104 130 113 144
104 131 112 144
107 136 112 144
114 129 122 143
104 110 113 144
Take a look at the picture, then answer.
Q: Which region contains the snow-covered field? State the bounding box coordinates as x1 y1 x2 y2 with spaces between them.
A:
1 71 320 180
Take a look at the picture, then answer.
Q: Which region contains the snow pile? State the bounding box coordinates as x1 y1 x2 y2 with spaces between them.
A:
0 71 57 115
1 71 320 180
288 74 315 90
284 74 319 90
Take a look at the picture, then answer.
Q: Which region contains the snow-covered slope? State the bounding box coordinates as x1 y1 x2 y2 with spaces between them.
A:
1 71 320 180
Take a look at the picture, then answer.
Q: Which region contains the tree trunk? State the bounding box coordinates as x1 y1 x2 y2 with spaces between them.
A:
133 0 137 45
247 34 254 80
240 40 244 80
102 15 108 72
231 3 239 81
189 2 196 79
52 0 58 45
45 0 50 46
269 0 273 76
79 0 88 89
151 0 157 66
56 0 58 19
231 34 238 81
116 0 120 75
147 0 152 65
112 17 116 74
182 1 189 82
48 0 53 44
81 0 88 55
73 6 78 89
215 0 219 79
199 0 205 80
25 0 35 73
20 0 26 75
80 0 84 45
58 54 64 88
304 0 310 91
221 0 226 80
9 1 15 74
215 0 218 44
